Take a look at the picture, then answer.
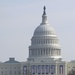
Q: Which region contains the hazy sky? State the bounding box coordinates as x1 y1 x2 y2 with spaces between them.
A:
0 0 75 62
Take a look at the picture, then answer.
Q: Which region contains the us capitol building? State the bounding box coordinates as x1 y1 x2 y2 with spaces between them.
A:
0 6 75 75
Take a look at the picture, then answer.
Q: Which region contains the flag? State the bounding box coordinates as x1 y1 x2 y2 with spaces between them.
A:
42 65 45 74
31 65 36 74
23 66 27 75
59 65 63 74
49 65 50 73
38 65 41 74
51 65 55 74
45 65 49 74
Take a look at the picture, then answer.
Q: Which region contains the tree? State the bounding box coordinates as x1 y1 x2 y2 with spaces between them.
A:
68 69 75 75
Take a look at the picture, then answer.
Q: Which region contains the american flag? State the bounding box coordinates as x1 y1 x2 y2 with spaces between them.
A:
51 65 55 74
23 66 27 75
45 65 49 74
49 65 50 73
31 65 36 74
59 65 63 74
38 65 41 74
42 65 45 74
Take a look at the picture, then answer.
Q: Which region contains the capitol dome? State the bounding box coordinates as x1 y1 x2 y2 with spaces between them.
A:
28 6 61 61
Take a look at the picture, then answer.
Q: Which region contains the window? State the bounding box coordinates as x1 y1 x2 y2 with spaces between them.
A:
18 71 21 74
14 71 16 74
49 49 50 55
37 40 38 44
41 49 42 55
51 50 53 55
36 49 37 56
46 49 48 55
43 49 45 55
46 40 47 44
38 49 40 55
39 40 40 44
44 40 45 44
5 71 7 75
10 71 12 74
1 71 3 75
32 50 34 56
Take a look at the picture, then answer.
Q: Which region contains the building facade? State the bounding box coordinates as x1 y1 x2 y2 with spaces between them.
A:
0 6 74 75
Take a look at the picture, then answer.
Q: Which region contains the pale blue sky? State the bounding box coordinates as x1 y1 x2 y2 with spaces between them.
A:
0 0 75 62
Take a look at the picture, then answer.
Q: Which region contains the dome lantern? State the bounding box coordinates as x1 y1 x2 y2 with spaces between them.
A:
41 6 48 25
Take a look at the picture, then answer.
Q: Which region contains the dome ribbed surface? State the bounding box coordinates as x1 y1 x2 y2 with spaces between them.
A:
34 24 56 36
